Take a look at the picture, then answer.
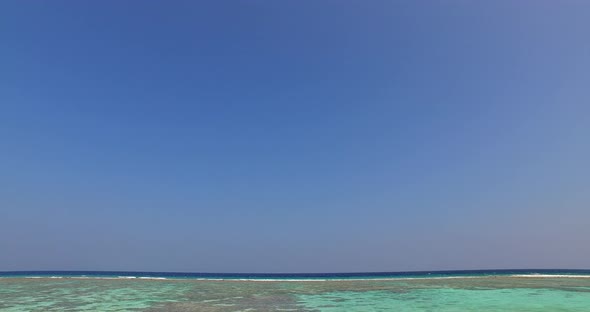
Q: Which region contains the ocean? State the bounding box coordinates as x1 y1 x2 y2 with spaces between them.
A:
1 270 590 311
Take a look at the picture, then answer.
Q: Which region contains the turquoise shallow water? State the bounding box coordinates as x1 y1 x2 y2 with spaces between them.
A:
1 274 590 311
298 287 590 311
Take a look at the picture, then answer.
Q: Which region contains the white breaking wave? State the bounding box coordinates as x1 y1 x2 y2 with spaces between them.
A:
509 274 590 278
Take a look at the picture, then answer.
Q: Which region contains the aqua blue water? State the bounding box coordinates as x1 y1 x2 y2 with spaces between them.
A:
1 270 589 311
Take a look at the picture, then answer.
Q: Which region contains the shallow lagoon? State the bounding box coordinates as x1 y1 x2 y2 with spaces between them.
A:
1 273 590 311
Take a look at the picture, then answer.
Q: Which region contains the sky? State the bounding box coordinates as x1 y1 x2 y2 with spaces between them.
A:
1 1 589 273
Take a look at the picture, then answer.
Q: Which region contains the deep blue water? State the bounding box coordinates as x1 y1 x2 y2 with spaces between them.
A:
1 269 589 280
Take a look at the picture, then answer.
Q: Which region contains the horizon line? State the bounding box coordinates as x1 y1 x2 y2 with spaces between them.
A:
2 268 589 276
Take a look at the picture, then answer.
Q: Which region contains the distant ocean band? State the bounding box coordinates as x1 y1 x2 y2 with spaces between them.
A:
2 269 590 281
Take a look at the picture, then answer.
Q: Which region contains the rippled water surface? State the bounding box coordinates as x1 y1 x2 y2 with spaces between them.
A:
1 274 590 311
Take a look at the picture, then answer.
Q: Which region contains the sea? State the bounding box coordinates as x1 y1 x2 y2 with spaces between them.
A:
1 269 590 311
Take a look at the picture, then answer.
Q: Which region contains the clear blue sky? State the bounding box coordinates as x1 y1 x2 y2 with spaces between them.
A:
1 1 589 273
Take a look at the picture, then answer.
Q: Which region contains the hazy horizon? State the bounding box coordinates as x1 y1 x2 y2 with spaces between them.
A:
1 1 589 273
2 269 590 275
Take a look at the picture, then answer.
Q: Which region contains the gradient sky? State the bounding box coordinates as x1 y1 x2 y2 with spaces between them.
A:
1 1 589 273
